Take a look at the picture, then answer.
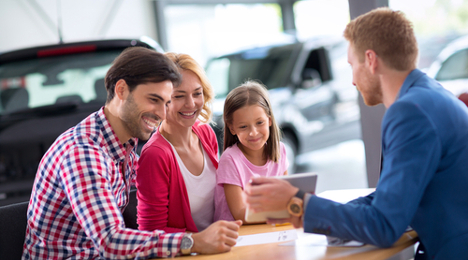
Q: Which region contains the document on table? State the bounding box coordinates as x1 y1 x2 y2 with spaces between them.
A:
279 233 364 247
235 229 298 247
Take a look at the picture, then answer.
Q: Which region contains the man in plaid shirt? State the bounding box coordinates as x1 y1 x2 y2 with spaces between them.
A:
22 47 241 259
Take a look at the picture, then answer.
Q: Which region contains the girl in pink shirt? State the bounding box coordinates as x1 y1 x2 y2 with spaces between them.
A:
214 80 289 223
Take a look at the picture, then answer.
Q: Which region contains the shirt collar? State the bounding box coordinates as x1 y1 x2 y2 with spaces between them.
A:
96 107 138 162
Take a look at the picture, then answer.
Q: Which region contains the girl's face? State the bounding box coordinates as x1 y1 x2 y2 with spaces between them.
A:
165 69 204 128
229 104 271 153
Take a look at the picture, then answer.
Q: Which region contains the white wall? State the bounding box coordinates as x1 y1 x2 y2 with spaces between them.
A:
0 0 158 53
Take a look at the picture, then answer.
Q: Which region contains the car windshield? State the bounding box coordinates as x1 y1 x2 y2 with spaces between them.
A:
0 51 121 115
435 48 468 81
206 44 299 98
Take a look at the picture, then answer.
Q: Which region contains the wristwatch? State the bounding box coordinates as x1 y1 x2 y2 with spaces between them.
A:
180 233 194 255
287 197 304 217
287 189 305 217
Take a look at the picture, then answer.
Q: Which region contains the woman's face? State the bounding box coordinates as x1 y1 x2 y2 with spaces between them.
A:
165 69 204 128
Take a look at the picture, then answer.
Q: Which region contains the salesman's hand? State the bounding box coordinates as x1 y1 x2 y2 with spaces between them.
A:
191 220 242 254
245 176 298 212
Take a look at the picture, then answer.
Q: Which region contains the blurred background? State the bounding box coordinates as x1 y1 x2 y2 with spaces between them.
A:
1 0 468 205
2 0 465 67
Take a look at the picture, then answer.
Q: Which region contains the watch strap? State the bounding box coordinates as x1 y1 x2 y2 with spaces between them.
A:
294 189 306 200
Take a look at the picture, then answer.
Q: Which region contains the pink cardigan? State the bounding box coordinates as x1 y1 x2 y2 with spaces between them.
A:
136 121 219 233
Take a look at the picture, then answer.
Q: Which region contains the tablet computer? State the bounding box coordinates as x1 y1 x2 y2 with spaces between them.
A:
245 172 318 223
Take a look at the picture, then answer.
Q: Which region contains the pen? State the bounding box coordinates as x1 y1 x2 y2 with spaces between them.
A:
274 223 291 227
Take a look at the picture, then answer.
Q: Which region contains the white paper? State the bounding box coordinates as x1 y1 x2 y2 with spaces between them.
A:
280 233 364 247
235 229 298 247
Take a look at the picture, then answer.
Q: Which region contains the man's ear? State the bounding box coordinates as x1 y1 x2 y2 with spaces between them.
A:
114 79 129 101
364 50 378 74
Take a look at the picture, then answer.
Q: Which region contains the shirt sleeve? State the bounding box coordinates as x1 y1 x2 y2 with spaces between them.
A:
135 144 186 233
129 148 139 187
217 150 244 188
303 101 441 247
60 146 184 259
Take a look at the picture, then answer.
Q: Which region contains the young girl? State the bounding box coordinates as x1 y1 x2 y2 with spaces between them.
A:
214 80 289 223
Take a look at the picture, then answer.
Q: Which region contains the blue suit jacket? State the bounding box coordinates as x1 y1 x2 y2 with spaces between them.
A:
304 69 468 259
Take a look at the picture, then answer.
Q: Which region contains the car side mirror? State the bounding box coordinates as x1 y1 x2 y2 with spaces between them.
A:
301 68 322 89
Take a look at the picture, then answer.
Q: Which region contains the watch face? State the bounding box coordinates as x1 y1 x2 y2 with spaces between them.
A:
290 203 301 214
181 236 193 249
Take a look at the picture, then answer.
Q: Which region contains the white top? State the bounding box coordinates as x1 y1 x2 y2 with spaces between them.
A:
170 143 216 231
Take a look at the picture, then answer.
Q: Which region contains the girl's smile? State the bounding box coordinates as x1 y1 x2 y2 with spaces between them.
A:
229 105 271 155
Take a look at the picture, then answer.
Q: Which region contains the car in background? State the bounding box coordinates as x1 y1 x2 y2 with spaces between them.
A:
426 34 468 100
205 36 361 173
0 37 163 206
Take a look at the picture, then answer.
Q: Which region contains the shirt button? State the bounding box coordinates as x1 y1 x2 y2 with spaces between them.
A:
166 251 171 256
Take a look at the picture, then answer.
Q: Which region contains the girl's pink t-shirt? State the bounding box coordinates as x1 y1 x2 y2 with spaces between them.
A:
214 142 289 221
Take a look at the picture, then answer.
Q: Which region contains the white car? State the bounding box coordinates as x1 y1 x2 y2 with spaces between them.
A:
426 34 468 98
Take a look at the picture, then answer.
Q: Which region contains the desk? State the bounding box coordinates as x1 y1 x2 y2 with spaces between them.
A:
172 189 418 260
172 224 417 260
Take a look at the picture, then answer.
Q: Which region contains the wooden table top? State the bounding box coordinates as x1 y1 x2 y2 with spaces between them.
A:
168 188 418 260
171 223 418 260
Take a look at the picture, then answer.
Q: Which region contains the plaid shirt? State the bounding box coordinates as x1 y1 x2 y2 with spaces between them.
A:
22 107 184 259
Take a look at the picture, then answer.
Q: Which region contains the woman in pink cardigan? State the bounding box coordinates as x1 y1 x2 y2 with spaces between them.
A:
136 53 218 233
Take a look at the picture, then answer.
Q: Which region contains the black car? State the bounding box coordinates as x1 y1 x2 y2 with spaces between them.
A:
205 36 361 173
0 38 163 206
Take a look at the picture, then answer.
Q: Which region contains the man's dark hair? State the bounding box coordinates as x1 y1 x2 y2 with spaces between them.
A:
104 47 181 103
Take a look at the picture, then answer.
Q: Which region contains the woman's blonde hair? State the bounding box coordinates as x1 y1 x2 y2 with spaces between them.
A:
223 80 281 163
164 52 214 123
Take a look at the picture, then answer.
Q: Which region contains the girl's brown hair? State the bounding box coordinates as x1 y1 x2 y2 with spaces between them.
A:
223 80 281 163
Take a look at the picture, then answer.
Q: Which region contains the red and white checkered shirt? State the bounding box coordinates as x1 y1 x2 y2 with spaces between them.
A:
22 107 184 259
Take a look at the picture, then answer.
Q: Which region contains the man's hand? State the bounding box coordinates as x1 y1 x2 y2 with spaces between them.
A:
245 176 298 212
191 220 242 254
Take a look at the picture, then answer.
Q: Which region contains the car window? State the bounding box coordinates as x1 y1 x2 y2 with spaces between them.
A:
206 44 298 98
236 45 296 90
436 49 468 81
205 58 230 98
0 51 120 115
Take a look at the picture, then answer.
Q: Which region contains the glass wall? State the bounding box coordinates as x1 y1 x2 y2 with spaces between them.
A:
165 1 365 193
292 0 364 193
390 0 468 68
165 4 285 66
391 0 468 100
165 0 468 193
294 0 350 41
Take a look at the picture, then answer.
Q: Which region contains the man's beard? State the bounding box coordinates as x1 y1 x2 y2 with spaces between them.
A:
361 70 383 106
121 94 160 141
